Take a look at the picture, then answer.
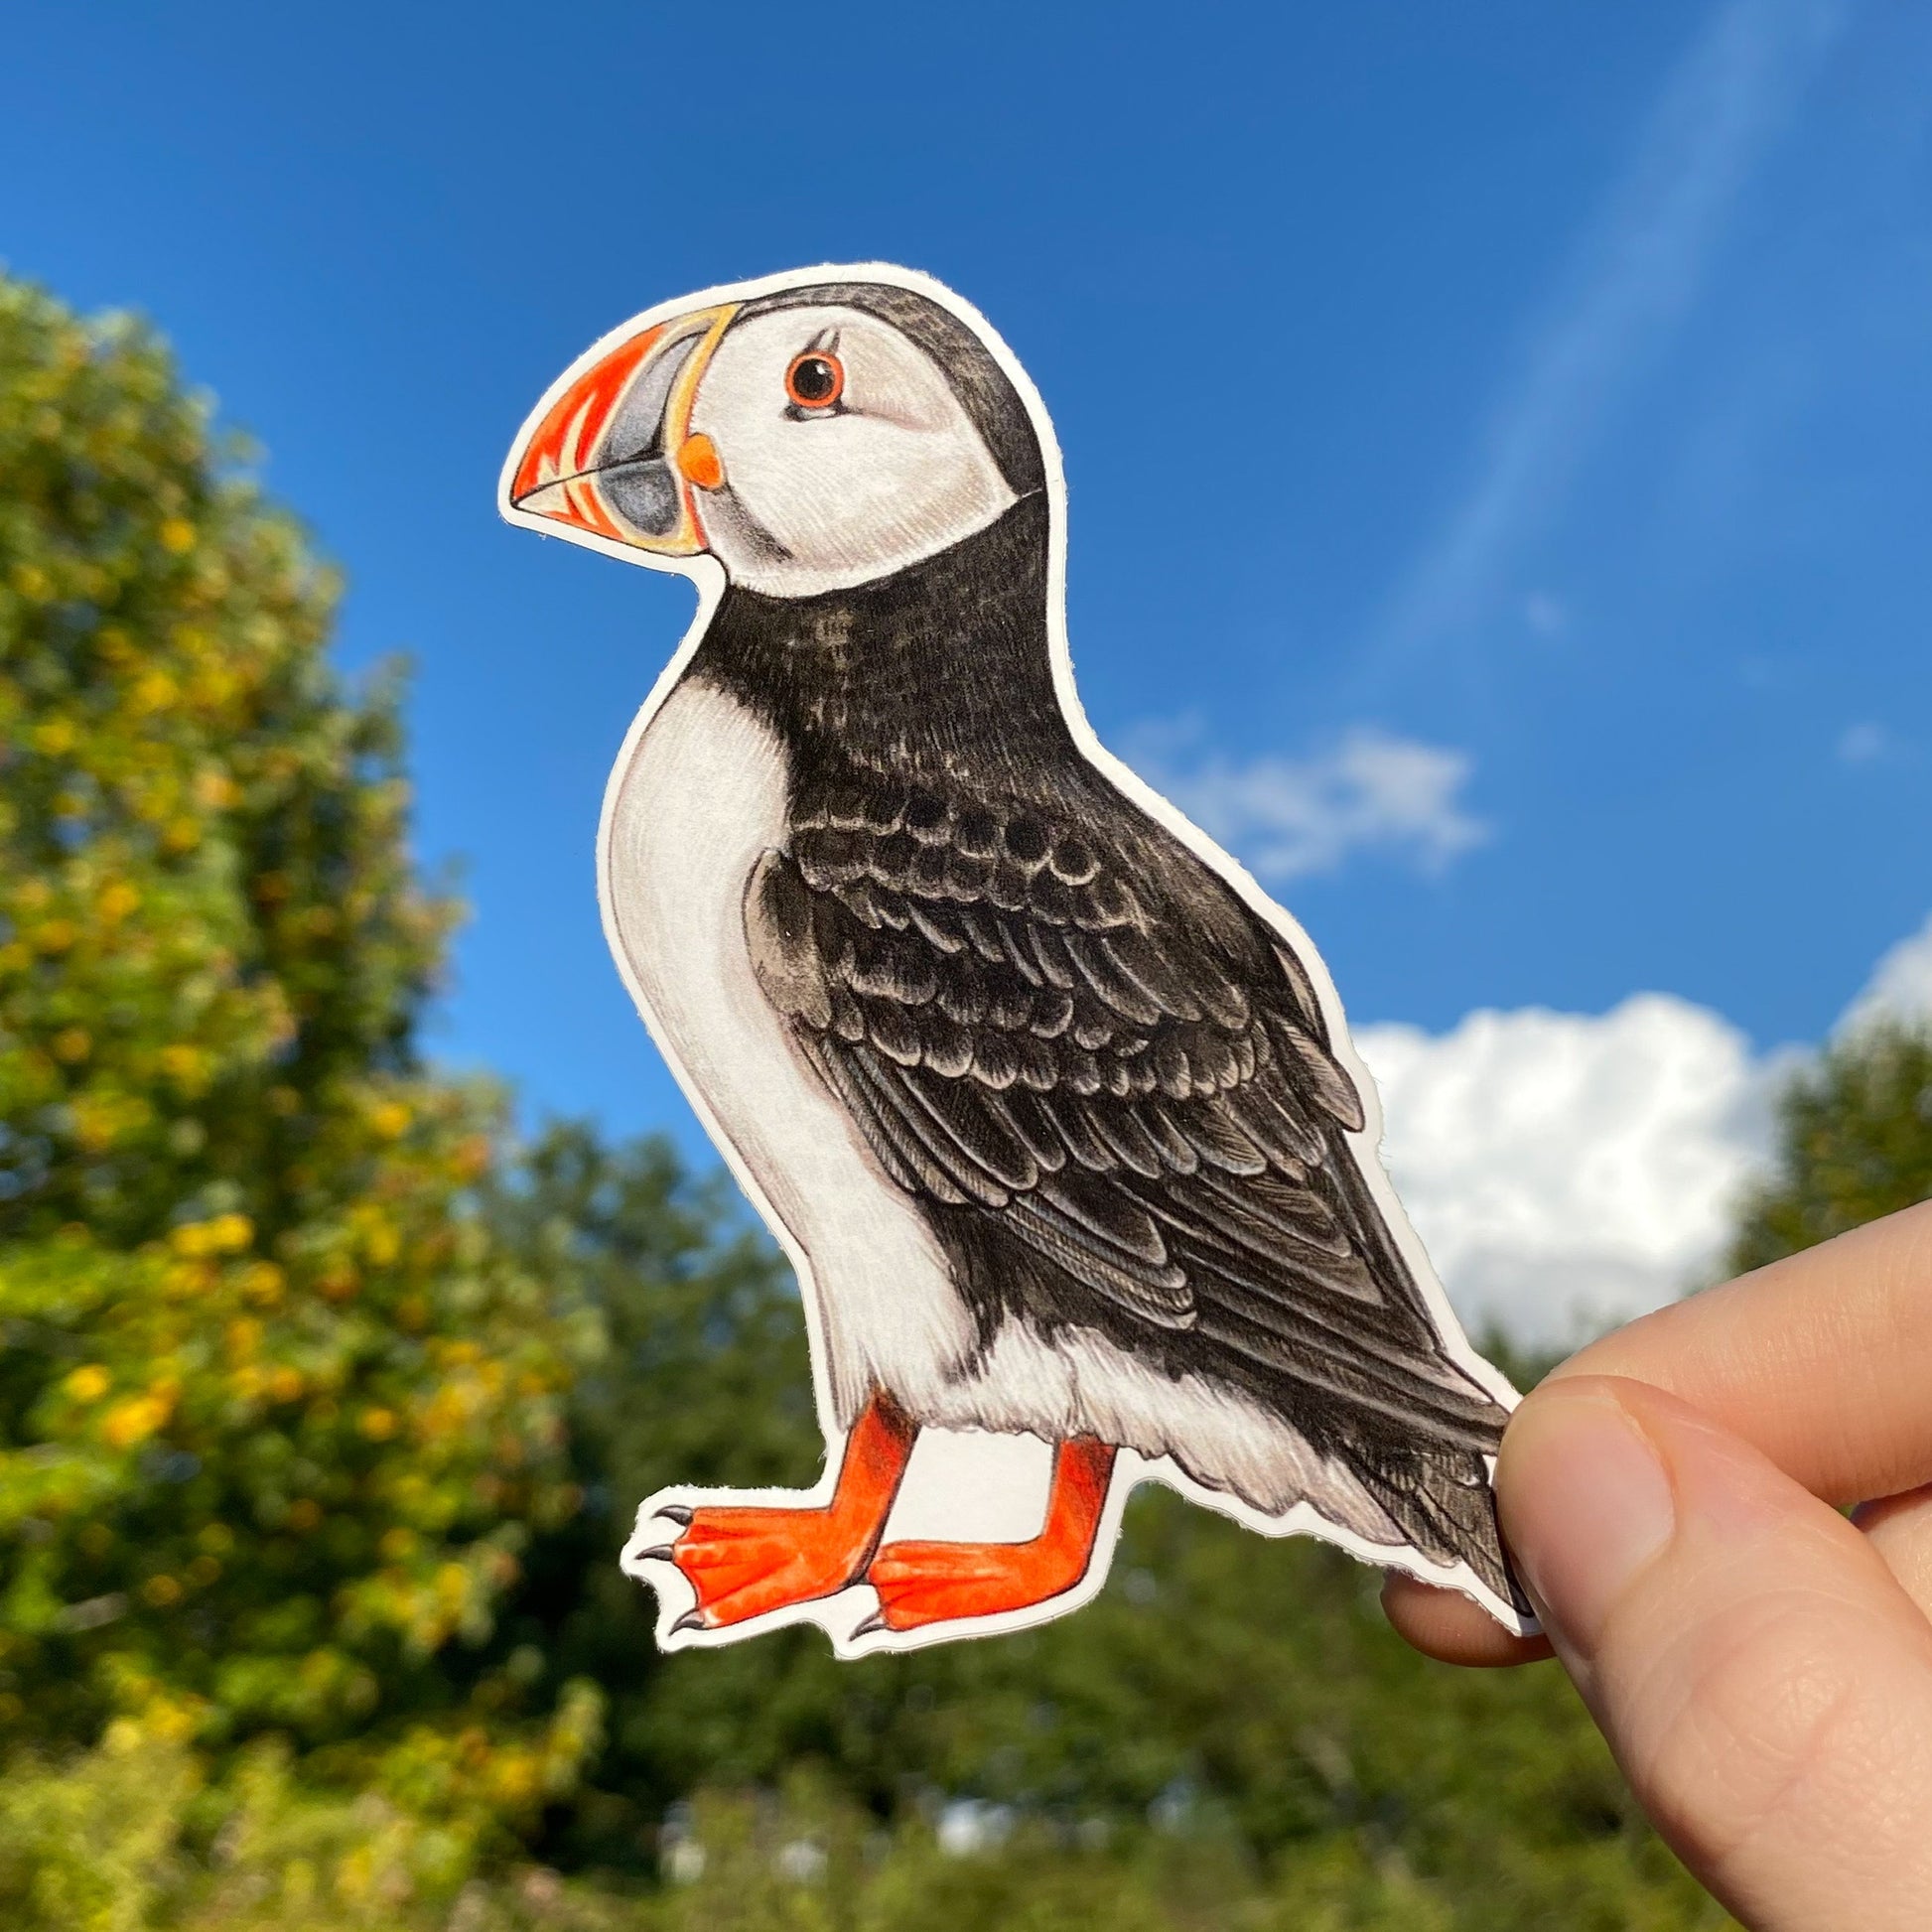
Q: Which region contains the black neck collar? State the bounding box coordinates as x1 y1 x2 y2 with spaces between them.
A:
691 494 1073 790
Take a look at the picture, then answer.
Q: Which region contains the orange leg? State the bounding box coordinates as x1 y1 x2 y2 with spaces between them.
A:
863 1439 1118 1632
642 1395 916 1629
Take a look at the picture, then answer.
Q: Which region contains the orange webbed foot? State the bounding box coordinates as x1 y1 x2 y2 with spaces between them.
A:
861 1439 1118 1633
650 1500 881 1628
639 1394 916 1631
864 1534 1091 1629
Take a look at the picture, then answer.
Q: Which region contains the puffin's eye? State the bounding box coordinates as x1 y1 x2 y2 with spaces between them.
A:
784 351 845 411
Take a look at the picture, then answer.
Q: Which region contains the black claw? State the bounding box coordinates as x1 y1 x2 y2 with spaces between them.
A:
635 1544 676 1565
658 1504 694 1527
850 1611 890 1639
670 1609 709 1634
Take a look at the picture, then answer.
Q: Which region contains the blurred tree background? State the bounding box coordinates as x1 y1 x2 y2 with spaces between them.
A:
5 270 1918 1929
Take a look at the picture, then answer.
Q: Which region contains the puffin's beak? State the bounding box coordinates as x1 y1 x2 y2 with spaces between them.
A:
506 303 738 556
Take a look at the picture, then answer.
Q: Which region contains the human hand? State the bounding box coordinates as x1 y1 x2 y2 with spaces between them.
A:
1385 1200 1932 1929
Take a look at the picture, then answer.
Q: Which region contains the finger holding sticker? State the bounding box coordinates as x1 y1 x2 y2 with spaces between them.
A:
502 265 1532 1656
1390 1199 1932 1928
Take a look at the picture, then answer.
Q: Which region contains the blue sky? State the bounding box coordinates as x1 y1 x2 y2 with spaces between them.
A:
6 0 1931 1220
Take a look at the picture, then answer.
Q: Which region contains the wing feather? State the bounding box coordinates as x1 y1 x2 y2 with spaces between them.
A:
745 775 1495 1441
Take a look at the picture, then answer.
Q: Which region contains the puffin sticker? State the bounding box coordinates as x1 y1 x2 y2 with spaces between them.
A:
500 264 1533 1653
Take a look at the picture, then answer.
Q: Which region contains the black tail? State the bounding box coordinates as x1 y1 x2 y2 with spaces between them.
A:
1357 1444 1531 1619
1314 1137 1531 1617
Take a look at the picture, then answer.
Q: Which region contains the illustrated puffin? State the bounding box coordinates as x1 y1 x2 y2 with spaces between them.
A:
501 265 1529 1647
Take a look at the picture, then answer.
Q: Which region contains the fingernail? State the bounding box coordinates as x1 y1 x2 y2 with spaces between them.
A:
1499 1382 1675 1657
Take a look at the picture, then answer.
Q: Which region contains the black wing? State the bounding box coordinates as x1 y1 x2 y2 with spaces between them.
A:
747 769 1508 1463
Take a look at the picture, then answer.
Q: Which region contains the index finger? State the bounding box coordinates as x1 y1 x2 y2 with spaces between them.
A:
1386 1198 1932 1666
1558 1195 1932 1506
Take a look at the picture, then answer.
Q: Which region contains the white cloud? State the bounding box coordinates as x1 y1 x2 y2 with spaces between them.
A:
1372 0 1845 666
1127 721 1489 882
1359 998 1779 1347
1358 916 1932 1348
1837 912 1932 1036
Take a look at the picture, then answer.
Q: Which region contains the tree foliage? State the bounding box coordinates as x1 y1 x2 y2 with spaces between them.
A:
1729 1020 1932 1272
0 272 599 1845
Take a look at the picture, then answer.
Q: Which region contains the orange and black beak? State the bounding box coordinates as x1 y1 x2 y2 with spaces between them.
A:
504 303 738 557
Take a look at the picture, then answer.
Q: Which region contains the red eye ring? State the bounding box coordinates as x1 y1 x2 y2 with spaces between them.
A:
784 349 845 410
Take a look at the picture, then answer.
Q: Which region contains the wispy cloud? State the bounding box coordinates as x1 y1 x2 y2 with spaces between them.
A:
1369 0 1847 669
1126 719 1489 882
1836 721 1890 764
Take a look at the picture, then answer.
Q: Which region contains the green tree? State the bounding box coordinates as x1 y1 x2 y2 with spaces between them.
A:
483 1123 818 1860
0 272 598 1847
1729 1019 1932 1271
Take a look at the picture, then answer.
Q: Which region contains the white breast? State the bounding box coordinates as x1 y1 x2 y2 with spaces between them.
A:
599 675 977 1425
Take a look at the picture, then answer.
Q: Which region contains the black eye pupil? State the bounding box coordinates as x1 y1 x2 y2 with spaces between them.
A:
792 356 837 403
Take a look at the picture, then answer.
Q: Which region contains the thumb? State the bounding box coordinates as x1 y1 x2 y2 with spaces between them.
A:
1499 1375 1932 1930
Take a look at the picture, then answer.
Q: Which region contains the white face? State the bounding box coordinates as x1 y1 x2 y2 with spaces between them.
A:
687 305 1019 598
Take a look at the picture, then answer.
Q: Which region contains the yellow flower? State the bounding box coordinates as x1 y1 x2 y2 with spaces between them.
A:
360 1216 400 1266
267 1365 304 1403
52 1027 92 1064
69 1095 124 1152
158 516 196 555
239 1260 285 1306
131 669 178 713
102 1395 167 1449
206 1212 253 1253
369 1100 412 1140
64 1364 111 1403
490 1756 541 1804
174 1212 249 1256
98 880 142 921
32 717 76 756
358 1407 397 1442
165 1259 215 1298
159 1043 210 1093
